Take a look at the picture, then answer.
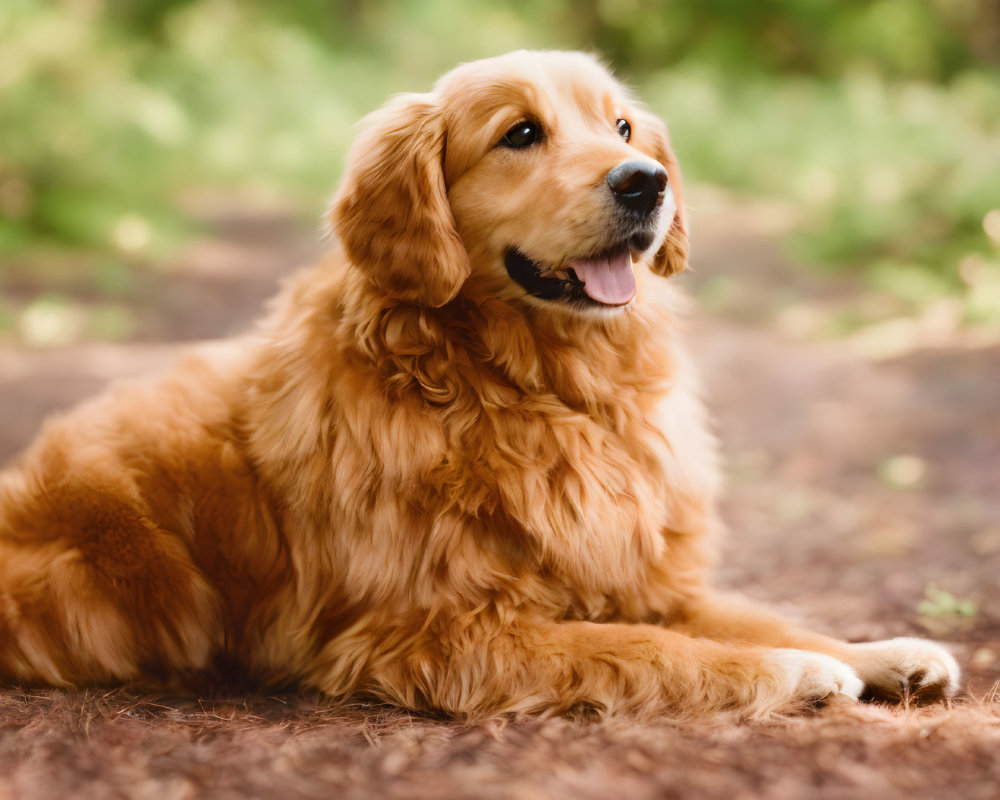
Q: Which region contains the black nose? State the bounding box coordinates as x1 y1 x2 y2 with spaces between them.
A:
606 160 668 217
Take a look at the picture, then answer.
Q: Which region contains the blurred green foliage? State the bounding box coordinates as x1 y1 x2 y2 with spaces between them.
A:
918 583 977 618
1 0 999 326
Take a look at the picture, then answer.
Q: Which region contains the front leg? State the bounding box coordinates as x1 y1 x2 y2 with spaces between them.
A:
314 617 863 720
672 593 960 702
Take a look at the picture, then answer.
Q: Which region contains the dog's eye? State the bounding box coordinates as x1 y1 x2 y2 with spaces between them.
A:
616 118 631 142
500 121 541 149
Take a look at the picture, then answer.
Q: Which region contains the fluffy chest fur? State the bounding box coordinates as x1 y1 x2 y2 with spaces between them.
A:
245 265 716 631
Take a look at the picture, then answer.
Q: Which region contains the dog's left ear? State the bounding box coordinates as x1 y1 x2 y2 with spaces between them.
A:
634 109 689 276
331 93 470 307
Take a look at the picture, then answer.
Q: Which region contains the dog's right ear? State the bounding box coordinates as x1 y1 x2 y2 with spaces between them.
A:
331 94 470 308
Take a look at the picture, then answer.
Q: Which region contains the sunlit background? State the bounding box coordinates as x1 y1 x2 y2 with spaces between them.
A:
1 0 999 350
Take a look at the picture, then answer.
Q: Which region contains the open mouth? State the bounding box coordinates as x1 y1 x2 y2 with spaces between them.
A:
505 240 645 308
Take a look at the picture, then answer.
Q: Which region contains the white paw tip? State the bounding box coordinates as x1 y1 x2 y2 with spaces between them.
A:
772 649 864 702
851 637 961 696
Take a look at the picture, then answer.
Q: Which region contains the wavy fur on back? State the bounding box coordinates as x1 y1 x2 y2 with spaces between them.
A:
0 51 959 719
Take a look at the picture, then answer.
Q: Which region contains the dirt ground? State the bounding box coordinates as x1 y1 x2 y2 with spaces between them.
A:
1 191 998 799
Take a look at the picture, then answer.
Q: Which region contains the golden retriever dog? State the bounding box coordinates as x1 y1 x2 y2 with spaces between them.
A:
0 51 959 719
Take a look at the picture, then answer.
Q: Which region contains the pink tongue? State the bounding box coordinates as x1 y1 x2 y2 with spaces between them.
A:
567 249 635 305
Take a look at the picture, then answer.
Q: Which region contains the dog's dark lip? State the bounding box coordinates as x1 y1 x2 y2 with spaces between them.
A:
504 233 651 307
505 248 581 302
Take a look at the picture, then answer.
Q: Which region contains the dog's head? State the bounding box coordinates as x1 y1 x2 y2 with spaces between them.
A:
331 50 688 314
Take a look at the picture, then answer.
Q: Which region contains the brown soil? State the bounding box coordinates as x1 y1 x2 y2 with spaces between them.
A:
1 191 998 799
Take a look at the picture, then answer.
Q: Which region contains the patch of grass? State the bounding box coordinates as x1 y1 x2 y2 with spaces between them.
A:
917 583 977 619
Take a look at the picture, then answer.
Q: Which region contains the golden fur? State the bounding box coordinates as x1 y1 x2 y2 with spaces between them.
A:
0 51 958 719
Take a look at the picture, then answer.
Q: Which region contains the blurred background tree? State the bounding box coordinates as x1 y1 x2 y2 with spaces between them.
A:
1 0 999 337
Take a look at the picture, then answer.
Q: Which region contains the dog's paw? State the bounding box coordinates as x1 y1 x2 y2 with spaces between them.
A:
768 649 864 706
846 637 960 701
